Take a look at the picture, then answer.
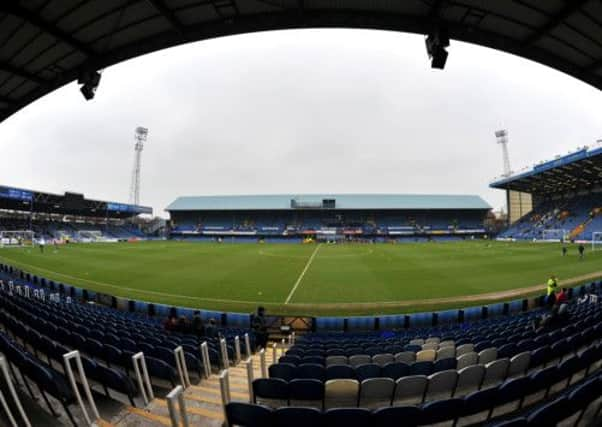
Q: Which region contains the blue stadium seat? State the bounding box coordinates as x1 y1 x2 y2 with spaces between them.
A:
226 402 272 427
269 363 297 382
372 405 422 426
296 363 326 381
381 362 410 380
323 408 372 427
273 407 322 427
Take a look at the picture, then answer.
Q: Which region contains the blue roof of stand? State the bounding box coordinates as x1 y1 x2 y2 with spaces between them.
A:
166 194 491 211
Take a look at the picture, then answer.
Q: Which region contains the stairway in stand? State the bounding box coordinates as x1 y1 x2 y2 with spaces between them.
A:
113 345 284 426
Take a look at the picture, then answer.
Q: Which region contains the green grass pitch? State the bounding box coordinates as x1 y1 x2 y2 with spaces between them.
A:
0 240 600 316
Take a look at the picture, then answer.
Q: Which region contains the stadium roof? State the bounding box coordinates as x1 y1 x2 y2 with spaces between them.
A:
490 145 602 194
0 184 152 217
1 1 602 124
166 194 491 211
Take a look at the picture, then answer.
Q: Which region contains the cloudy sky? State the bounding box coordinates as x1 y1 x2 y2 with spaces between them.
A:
1 29 601 218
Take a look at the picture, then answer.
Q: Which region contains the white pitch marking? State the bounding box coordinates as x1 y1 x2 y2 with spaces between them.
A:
285 244 322 304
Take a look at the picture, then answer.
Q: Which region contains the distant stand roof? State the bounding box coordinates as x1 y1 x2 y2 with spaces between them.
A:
490 145 602 194
0 184 152 217
1 1 601 124
166 194 491 211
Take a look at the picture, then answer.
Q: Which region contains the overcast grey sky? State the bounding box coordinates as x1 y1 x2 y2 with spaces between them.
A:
1 29 601 218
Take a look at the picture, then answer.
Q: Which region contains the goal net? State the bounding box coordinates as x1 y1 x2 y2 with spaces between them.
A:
541 229 569 242
0 230 35 248
592 232 602 251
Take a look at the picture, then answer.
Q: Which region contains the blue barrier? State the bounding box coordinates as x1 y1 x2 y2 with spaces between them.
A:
463 306 482 322
409 312 432 328
437 309 458 325
201 310 224 325
315 317 345 331
227 312 251 328
347 316 375 331
378 314 405 330
487 302 505 318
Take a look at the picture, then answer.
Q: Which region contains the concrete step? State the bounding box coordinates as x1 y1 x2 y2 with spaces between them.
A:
116 350 280 427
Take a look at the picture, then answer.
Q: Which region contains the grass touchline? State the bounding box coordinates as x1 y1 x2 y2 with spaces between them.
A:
0 240 600 315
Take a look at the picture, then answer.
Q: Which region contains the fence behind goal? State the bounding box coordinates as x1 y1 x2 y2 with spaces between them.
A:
541 229 569 242
592 232 602 251
0 230 35 248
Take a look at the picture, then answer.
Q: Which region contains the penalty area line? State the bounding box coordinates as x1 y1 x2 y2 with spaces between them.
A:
285 243 321 304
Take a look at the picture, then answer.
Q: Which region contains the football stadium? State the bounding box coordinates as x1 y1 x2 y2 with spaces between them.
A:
1 2 602 427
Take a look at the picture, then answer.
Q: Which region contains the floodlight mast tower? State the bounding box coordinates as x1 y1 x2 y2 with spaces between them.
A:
129 127 148 206
495 129 512 177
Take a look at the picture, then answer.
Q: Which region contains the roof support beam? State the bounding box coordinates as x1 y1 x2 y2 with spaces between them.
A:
0 96 14 107
0 62 46 84
146 0 185 35
586 57 602 72
0 3 95 56
522 1 589 46
428 0 446 19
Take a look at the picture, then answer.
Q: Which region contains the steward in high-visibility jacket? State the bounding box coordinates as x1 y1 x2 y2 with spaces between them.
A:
547 276 558 296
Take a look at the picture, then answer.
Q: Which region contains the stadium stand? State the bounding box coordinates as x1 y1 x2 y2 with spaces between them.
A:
492 146 602 242
0 185 152 243
0 265 257 425
1 259 601 425
167 194 491 241
225 291 602 427
1 2 601 425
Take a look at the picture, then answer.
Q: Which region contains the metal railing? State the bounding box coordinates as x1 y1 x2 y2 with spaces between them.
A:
0 356 31 427
132 352 154 406
219 369 231 427
245 357 254 403
259 348 267 378
234 336 241 365
220 338 230 369
63 350 99 426
244 333 251 357
174 346 191 388
166 385 189 427
200 341 211 378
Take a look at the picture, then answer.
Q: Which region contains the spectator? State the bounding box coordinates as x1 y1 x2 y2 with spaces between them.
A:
205 318 218 338
556 287 568 305
252 306 268 349
192 314 204 337
164 315 178 332
177 316 190 334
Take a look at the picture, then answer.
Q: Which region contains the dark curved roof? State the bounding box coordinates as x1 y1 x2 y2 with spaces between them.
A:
1 1 601 123
490 145 602 194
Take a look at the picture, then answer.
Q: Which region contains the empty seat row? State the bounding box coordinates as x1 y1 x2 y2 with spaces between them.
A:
275 318 602 385
272 349 518 382
296 300 600 354
280 345 498 368
0 284 253 360
259 340 602 409
1 310 182 388
227 372 602 427
1 297 210 378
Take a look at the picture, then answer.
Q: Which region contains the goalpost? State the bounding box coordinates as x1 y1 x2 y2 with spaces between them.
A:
541 229 569 242
0 230 35 248
592 232 602 251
